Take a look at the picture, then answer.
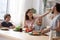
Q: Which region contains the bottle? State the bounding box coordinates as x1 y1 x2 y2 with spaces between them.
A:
20 28 23 32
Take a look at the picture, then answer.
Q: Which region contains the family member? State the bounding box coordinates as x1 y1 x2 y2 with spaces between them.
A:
1 14 15 29
41 3 60 38
24 8 51 32
33 18 45 32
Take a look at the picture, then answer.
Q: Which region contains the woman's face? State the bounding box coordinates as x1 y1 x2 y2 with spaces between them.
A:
27 10 33 18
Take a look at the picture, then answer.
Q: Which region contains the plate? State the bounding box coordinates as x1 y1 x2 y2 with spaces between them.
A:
0 27 9 31
29 32 41 36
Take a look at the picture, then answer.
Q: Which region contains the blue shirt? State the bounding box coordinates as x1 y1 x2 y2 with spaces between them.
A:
33 24 45 32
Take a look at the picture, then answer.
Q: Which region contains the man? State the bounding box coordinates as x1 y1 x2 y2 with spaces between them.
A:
41 3 60 38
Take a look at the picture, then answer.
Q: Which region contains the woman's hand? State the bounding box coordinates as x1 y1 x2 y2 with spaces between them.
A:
48 9 52 13
41 8 52 18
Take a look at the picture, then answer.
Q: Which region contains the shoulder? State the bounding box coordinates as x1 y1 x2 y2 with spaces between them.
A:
1 21 6 24
8 22 13 26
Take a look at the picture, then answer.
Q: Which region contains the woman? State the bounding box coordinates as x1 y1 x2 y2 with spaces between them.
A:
24 8 51 32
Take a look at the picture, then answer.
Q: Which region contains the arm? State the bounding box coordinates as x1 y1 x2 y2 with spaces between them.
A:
41 9 52 18
33 9 52 18
24 21 28 28
9 22 15 29
41 28 50 34
55 20 60 32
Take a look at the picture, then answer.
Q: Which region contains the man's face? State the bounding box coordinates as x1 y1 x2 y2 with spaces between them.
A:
52 6 58 14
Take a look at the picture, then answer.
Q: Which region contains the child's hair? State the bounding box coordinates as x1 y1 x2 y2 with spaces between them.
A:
4 14 11 20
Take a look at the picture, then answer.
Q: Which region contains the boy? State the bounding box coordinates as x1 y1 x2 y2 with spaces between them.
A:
1 14 15 29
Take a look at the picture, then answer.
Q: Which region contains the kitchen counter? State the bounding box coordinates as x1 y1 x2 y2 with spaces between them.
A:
0 29 49 40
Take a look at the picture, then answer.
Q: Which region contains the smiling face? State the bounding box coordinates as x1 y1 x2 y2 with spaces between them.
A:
36 18 42 26
4 14 11 22
5 16 11 22
27 10 33 18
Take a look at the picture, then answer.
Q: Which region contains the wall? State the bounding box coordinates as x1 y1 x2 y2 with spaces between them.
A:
7 0 34 26
44 0 60 26
7 0 44 26
33 0 44 14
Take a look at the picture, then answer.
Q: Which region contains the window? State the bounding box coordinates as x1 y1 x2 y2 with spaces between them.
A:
0 0 8 19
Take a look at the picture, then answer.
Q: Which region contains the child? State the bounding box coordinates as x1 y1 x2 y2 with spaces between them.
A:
1 14 15 29
33 18 45 32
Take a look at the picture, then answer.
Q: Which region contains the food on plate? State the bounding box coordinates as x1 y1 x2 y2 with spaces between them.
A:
32 31 40 35
25 28 32 32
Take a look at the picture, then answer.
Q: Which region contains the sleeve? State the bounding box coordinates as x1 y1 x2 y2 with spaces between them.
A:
56 16 60 27
1 22 6 27
56 16 60 25
57 16 60 21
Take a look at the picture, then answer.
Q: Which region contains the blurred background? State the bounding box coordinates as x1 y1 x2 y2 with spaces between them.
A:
0 0 60 27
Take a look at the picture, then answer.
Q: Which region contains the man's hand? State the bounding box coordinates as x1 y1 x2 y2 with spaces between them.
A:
41 28 50 34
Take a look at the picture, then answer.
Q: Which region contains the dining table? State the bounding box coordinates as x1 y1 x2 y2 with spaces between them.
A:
0 29 49 40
